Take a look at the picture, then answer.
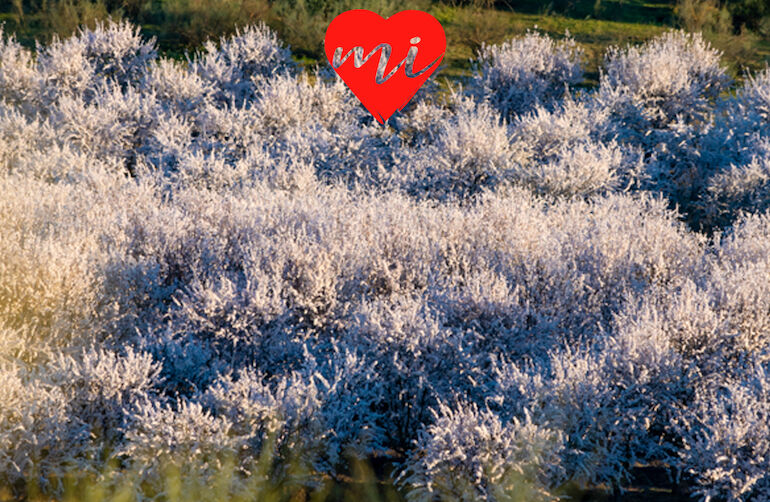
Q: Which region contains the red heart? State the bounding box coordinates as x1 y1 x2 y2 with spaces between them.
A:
324 10 446 124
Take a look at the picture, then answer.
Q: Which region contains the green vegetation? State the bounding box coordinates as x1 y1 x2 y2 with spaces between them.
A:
1 0 769 82
0 454 693 502
2 450 406 502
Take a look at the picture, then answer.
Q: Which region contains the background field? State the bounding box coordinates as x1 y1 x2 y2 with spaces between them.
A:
2 0 770 80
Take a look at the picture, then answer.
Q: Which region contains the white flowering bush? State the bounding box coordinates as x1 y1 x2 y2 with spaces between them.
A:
0 30 41 113
599 31 729 128
0 365 91 492
191 23 295 104
589 32 730 223
401 403 565 502
713 66 770 159
469 30 584 118
119 399 243 491
697 69 770 228
677 366 770 502
701 151 770 229
397 96 516 199
34 20 156 107
4 20 770 502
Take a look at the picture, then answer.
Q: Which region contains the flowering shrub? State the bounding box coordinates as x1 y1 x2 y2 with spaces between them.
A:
598 31 729 128
0 30 40 112
400 403 564 502
469 30 584 118
191 23 295 104
397 96 516 199
678 366 770 502
3 21 770 502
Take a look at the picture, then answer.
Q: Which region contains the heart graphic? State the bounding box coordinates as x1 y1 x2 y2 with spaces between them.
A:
324 10 446 124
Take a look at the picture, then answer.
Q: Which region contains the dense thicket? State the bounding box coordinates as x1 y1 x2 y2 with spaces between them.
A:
3 21 770 501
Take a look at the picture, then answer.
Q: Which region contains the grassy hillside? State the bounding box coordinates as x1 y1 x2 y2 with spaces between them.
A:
1 0 769 84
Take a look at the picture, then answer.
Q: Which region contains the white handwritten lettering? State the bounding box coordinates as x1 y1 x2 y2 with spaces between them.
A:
332 37 441 84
